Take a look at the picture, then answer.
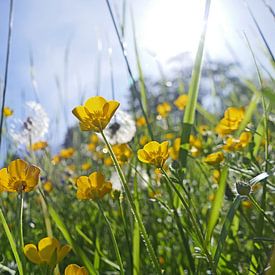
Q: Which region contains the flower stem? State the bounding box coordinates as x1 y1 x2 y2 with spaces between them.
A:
19 191 24 251
97 201 125 275
100 129 162 275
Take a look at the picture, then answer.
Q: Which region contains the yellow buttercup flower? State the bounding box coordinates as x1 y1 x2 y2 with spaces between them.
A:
164 133 174 140
174 94 188 110
81 162 92 171
43 181 53 193
51 155 60 165
216 107 245 136
136 116 146 127
169 138 180 160
104 157 113 166
112 144 132 164
189 135 202 157
3 106 13 117
138 141 169 168
87 143 96 152
31 141 48 151
72 96 120 132
0 159 40 193
24 237 71 267
239 131 252 148
65 264 88 275
76 172 112 200
223 131 252 151
157 102 171 118
204 152 224 165
212 169 221 184
60 148 75 159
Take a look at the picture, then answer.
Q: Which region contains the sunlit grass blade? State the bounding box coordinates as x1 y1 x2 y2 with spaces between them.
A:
0 0 13 151
133 169 140 275
0 207 24 275
214 195 241 268
253 118 265 157
196 102 218 125
206 167 228 246
47 204 97 275
179 0 211 169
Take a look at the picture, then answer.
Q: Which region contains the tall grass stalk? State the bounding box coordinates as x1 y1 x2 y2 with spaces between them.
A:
0 207 24 275
104 0 154 140
179 0 211 170
0 0 14 151
97 201 125 275
100 129 162 275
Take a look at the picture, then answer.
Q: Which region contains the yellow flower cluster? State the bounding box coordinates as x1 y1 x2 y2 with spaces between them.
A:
0 159 40 193
223 131 252 151
174 94 188 110
157 102 171 118
216 107 245 136
24 237 71 267
112 144 132 164
31 141 48 151
204 151 224 165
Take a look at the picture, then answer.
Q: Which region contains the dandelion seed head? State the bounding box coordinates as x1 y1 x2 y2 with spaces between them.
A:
9 101 49 146
102 110 136 145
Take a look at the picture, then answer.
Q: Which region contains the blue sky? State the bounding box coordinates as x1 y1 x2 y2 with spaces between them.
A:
0 0 274 147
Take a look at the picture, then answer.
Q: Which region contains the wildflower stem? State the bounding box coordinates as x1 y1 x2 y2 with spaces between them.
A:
0 207 24 275
161 168 215 274
19 192 24 250
100 129 162 275
97 201 125 275
248 195 275 227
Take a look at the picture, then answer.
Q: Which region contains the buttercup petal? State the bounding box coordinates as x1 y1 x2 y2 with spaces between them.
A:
88 172 105 189
160 141 169 154
24 244 42 264
144 141 160 153
25 165 40 191
0 168 10 191
72 106 89 122
84 96 107 114
7 159 28 181
137 149 150 163
57 244 71 262
38 237 59 264
103 100 120 119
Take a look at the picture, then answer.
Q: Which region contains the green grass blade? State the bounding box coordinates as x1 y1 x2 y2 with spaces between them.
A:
253 118 265 157
206 167 228 245
133 169 140 275
47 204 97 275
214 196 241 268
0 207 24 275
179 0 211 168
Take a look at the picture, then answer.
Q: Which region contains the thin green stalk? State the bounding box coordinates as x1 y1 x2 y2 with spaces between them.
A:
0 207 24 275
97 201 125 275
100 129 162 275
179 0 211 170
19 192 24 251
248 195 275 227
161 169 215 274
0 0 13 151
104 0 154 140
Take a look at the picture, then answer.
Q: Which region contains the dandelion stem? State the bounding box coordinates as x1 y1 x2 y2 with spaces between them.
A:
97 201 125 275
100 129 162 275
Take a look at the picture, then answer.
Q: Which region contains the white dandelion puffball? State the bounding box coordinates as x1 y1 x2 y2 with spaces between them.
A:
102 110 136 145
9 101 49 146
110 172 122 191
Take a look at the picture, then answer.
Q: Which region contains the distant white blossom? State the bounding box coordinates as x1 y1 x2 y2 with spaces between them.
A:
9 101 49 146
102 110 136 145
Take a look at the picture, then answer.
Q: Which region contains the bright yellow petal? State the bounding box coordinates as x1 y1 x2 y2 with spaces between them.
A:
144 141 160 153
0 168 10 191
84 96 107 114
24 244 42 264
160 141 169 154
72 106 89 122
25 165 40 191
7 159 28 180
137 149 150 163
103 100 120 120
38 237 59 264
65 264 88 275
76 176 90 189
88 172 105 189
57 244 71 262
